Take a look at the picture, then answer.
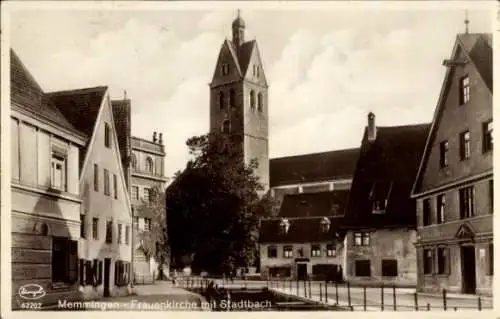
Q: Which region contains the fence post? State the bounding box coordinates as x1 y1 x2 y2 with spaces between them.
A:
320 283 323 302
442 289 447 311
325 281 328 303
393 285 396 311
478 297 482 311
335 282 339 304
308 279 312 299
414 292 418 311
347 281 351 307
381 283 384 311
363 286 367 311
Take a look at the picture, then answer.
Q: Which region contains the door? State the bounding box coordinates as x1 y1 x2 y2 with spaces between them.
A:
104 258 111 297
297 263 307 281
461 246 476 294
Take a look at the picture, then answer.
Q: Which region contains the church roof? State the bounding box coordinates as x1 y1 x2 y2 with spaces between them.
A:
270 148 359 187
111 99 132 166
344 123 430 229
279 190 350 218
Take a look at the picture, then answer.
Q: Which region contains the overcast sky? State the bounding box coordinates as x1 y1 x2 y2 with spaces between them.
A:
8 2 494 180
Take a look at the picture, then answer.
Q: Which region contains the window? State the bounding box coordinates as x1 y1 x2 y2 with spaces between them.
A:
113 174 118 199
105 219 113 243
93 164 99 191
423 249 433 274
257 92 263 112
79 259 85 285
460 131 471 160
488 243 494 275
92 218 99 240
104 122 111 148
131 154 137 169
373 199 387 212
133 216 139 229
221 64 229 76
52 237 78 284
51 154 66 191
439 141 449 168
320 217 330 233
283 246 293 258
311 244 321 257
80 214 86 238
437 247 449 275
250 90 256 109
114 260 130 287
489 179 494 214
459 75 470 105
423 199 431 226
459 186 475 219
85 260 93 285
229 89 236 107
117 224 123 244
381 259 398 277
104 169 110 196
280 219 290 235
145 157 154 173
355 260 371 277
326 244 336 257
144 218 151 231
221 120 230 134
483 120 493 152
267 246 277 258
144 188 151 203
131 186 139 200
353 232 370 246
437 195 445 224
219 92 225 110
125 225 130 245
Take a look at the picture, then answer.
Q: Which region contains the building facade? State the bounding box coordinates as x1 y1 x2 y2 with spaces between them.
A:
343 113 430 286
10 50 87 309
129 134 168 281
411 33 493 295
209 13 270 194
47 86 133 299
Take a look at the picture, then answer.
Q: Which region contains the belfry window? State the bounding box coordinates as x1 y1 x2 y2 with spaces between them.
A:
219 92 225 110
229 89 236 107
257 92 263 112
250 90 256 109
221 120 231 134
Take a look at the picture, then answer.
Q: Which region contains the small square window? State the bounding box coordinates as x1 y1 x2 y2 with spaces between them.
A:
267 246 277 258
381 259 398 277
439 141 449 168
311 244 321 257
460 131 471 160
355 260 371 277
283 246 293 258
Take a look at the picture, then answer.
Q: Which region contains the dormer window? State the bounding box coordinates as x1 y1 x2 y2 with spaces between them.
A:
320 217 330 233
221 64 230 76
370 181 392 214
280 219 290 235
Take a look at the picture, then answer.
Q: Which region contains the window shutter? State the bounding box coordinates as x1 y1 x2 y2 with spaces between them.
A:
98 260 103 285
79 259 85 285
69 240 78 283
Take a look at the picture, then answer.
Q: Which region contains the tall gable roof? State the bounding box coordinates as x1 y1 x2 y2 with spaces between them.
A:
412 33 492 195
344 123 430 229
10 49 84 137
46 86 108 169
279 190 350 218
270 148 359 187
111 99 131 167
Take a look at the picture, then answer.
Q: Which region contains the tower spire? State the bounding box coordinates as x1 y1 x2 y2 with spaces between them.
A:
464 10 470 34
232 9 245 47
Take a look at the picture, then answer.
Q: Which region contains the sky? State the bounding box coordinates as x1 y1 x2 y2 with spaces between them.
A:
7 2 494 180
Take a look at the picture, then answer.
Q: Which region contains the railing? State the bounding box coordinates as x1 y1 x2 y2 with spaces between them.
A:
133 273 156 285
265 279 493 311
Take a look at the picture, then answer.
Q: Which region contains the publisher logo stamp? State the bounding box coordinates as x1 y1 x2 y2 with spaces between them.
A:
18 284 46 300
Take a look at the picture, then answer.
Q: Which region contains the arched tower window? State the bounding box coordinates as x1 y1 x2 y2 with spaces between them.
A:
250 90 256 109
221 120 231 133
219 91 225 110
257 92 263 112
229 89 236 107
131 153 137 170
145 156 154 173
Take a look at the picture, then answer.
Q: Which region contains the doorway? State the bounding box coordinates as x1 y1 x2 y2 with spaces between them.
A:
296 263 307 281
104 258 111 297
461 246 476 294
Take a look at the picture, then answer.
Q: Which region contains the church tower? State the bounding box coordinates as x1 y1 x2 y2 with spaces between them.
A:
209 11 270 193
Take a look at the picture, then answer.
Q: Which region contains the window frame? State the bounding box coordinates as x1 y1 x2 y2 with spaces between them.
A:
250 90 256 109
117 223 123 244
436 194 445 224
483 120 493 153
459 186 475 219
51 237 78 284
104 122 111 148
221 119 231 134
51 153 67 191
439 140 449 168
125 225 130 245
381 259 398 277
92 217 99 240
267 245 277 258
80 214 86 238
459 75 470 105
257 92 263 112
326 244 336 257
94 164 99 192
143 188 150 203
488 243 494 276
423 248 433 275
145 157 154 174
422 198 432 226
459 130 471 161
311 244 321 257
113 174 118 199
131 186 139 201
104 168 110 196
354 260 371 277
105 219 113 244
437 247 450 275
283 245 293 258
353 232 370 246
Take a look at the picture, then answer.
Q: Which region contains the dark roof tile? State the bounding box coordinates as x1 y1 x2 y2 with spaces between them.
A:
279 190 350 218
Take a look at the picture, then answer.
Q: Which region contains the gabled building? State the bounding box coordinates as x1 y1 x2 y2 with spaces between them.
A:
47 86 133 298
10 49 88 309
343 113 430 286
259 190 350 281
411 33 493 295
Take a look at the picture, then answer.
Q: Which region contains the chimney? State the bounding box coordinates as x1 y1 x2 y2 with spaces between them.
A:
367 112 377 142
158 133 163 144
153 131 157 143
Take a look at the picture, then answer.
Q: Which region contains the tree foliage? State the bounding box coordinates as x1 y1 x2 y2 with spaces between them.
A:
135 184 169 266
166 132 275 274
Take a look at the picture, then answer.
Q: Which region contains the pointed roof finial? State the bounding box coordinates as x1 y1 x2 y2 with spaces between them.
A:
124 89 127 100
464 10 470 34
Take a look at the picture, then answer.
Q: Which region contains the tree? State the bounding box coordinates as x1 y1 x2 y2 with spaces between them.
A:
166 131 275 274
135 184 169 276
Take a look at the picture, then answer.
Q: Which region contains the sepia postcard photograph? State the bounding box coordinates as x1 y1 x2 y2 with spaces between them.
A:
0 0 497 318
